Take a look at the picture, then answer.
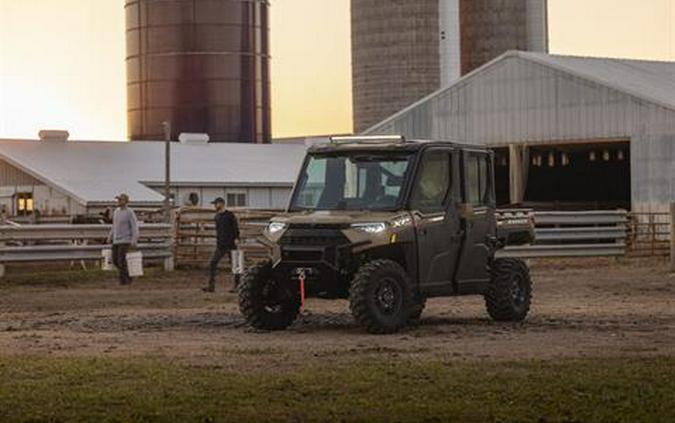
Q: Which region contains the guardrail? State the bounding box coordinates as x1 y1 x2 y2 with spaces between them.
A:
498 210 628 258
0 224 174 277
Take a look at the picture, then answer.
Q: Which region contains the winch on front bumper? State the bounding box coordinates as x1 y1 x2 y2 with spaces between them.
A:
271 223 358 298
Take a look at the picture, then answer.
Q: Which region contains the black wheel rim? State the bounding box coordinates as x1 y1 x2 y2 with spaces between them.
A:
510 273 527 306
261 280 284 313
375 277 402 316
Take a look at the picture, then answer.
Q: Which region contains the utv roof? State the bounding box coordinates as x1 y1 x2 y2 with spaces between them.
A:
307 136 488 153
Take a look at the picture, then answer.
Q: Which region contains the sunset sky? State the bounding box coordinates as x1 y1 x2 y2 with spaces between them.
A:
0 0 674 140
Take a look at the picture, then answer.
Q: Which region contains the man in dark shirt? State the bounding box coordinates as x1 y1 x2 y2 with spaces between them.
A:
203 197 240 293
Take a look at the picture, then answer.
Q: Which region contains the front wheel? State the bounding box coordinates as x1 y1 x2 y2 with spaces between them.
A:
349 259 414 334
484 258 532 322
239 261 300 330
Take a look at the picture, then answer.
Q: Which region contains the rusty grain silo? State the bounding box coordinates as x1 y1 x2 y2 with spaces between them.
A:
125 0 270 143
457 0 548 76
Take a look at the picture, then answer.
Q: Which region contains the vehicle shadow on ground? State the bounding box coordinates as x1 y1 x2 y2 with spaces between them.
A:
21 312 503 334
16 309 645 336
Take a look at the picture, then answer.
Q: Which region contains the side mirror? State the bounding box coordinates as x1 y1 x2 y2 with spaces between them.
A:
460 203 475 218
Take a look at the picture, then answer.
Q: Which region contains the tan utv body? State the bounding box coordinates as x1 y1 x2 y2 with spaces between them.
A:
239 136 535 334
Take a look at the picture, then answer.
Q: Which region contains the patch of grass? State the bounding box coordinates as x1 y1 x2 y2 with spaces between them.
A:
0 356 673 422
0 268 116 287
0 267 193 288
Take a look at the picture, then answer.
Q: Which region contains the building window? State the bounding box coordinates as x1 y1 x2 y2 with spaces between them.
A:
16 193 34 215
227 192 247 208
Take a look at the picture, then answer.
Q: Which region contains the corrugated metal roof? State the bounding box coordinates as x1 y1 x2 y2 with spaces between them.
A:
0 140 307 205
518 51 675 112
365 50 675 134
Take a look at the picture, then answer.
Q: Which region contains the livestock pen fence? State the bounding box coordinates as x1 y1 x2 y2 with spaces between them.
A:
0 206 673 277
626 211 672 257
174 208 275 269
176 207 673 262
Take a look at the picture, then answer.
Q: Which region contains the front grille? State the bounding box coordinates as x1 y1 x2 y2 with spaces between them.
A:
279 226 349 247
279 225 351 268
280 236 340 246
287 223 349 230
282 250 323 261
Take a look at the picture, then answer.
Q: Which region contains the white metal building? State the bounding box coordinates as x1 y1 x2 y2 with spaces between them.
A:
365 51 675 213
0 139 307 217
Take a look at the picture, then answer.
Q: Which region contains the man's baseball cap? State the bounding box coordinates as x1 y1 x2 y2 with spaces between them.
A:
211 197 225 205
115 193 129 201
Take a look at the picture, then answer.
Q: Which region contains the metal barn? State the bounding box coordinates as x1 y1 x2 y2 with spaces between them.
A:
0 139 306 217
364 51 675 213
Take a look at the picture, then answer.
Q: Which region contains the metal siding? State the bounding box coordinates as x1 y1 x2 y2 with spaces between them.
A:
247 187 269 209
270 187 292 210
200 188 224 207
0 160 41 186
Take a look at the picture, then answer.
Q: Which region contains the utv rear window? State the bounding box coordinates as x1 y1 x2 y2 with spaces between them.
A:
465 153 492 207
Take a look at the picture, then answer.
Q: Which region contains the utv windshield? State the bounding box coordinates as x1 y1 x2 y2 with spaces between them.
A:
290 153 414 211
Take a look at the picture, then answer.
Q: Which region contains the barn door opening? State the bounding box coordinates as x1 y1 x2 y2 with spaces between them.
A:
495 141 631 211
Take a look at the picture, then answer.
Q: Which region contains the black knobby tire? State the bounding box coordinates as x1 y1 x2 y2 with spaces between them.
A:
349 259 414 334
408 293 426 324
484 258 532 322
238 261 300 331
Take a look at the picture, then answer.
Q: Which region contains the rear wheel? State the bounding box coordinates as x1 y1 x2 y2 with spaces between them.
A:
349 260 414 334
484 258 532 321
239 261 300 330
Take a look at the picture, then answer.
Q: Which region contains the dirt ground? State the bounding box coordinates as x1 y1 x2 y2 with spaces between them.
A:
1 259 673 369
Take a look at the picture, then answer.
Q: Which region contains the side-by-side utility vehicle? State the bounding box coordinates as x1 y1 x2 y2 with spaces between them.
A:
239 136 535 334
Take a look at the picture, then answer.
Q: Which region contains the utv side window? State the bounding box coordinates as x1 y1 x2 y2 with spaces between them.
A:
410 151 451 212
465 153 492 207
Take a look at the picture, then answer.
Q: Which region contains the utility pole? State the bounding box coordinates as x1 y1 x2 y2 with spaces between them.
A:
162 121 172 223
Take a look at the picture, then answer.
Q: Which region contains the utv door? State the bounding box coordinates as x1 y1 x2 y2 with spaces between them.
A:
455 150 496 294
409 148 462 295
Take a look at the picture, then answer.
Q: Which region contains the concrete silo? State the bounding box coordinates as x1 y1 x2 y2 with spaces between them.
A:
352 0 548 133
125 0 270 143
452 0 548 77
351 0 441 135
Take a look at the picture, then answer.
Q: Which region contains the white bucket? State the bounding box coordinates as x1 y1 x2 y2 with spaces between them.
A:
101 248 113 271
231 249 245 275
126 251 144 277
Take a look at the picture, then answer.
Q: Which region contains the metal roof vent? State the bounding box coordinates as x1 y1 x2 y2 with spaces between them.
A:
38 130 70 142
178 133 210 145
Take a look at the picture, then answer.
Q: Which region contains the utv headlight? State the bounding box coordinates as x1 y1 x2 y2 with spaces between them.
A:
351 222 387 234
267 222 287 234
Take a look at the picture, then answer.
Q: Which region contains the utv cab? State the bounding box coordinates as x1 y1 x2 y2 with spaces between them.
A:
239 136 534 334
